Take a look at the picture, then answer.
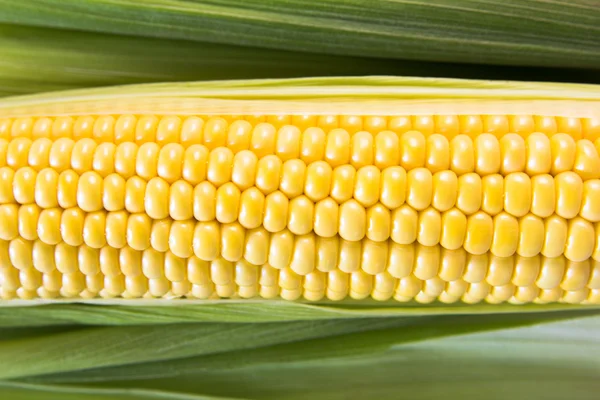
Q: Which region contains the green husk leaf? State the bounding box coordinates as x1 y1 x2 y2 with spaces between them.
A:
0 318 419 379
4 24 599 98
8 316 600 400
27 309 600 384
0 381 243 400
0 301 598 327
0 23 443 97
1 0 599 70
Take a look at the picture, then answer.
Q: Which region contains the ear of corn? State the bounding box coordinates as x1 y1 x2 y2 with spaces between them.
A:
2 2 600 398
1 77 600 305
1 0 599 71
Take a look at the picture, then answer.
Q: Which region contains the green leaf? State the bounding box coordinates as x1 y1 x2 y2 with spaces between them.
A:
10 316 600 400
0 318 418 379
28 309 600 384
0 301 597 327
0 0 598 69
0 381 243 400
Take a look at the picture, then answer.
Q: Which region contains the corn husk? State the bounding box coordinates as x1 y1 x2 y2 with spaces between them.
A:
1 0 599 71
2 22 599 98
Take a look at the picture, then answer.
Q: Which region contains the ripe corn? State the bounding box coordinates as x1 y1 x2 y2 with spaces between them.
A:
1 107 600 304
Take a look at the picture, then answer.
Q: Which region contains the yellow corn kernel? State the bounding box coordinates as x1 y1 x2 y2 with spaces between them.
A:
300 127 326 164
489 283 516 303
215 182 241 224
474 134 500 175
525 133 551 175
464 211 493 255
263 191 289 233
391 205 418 245
230 150 257 191
268 229 294 269
517 214 544 258
280 159 306 199
340 115 363 135
364 116 388 134
366 203 391 242
13 167 36 204
83 211 107 249
561 259 590 291
387 242 414 279
388 116 411 134
534 116 557 136
574 139 600 180
504 172 531 217
354 166 380 207
28 138 52 170
445 278 468 297
413 244 440 280
449 135 474 175
550 133 576 175
276 126 301 162
439 208 466 250
580 180 600 222
220 222 245 262
460 115 483 137
425 134 450 173
38 208 62 245
292 115 318 132
361 239 388 275
491 212 519 257
103 174 126 212
304 161 331 202
395 274 422 299
456 173 481 215
464 281 490 303
18 204 40 241
438 247 466 282
486 254 513 287
350 269 373 299
325 128 350 167
463 253 488 283
338 199 366 241
432 170 457 212
417 208 441 247
32 240 56 274
530 174 555 218
413 116 435 136
314 198 339 238
399 131 425 170
406 167 432 211
203 117 228 150
379 166 405 209
372 271 395 301
337 239 362 273
244 227 270 267
327 268 348 298
288 195 314 236
193 181 216 222
255 155 281 194
316 236 339 272
555 171 583 221
557 117 582 139
350 131 373 168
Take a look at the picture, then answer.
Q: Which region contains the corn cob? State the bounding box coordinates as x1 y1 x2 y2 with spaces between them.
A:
1 78 599 304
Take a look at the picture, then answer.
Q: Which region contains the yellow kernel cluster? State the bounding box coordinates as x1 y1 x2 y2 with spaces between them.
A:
1 114 599 304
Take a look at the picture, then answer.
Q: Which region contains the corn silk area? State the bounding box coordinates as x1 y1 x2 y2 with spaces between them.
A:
0 1 599 399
